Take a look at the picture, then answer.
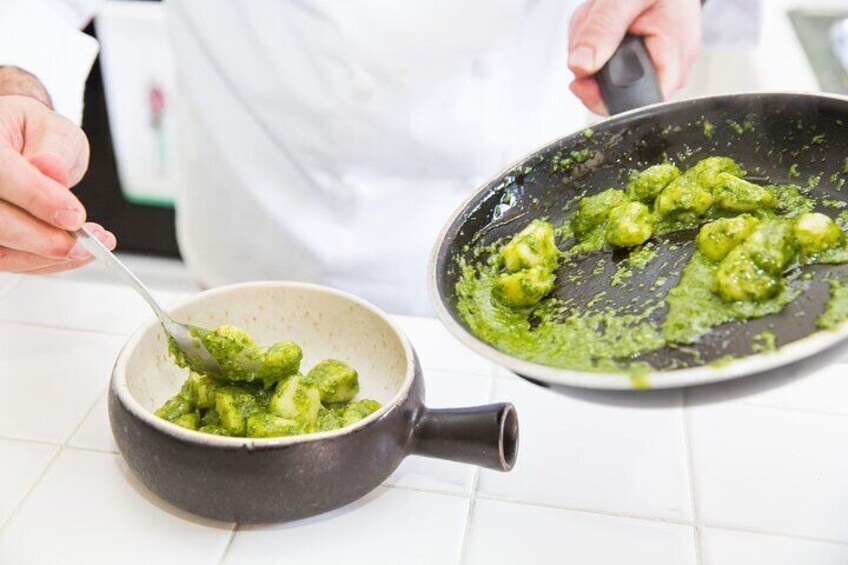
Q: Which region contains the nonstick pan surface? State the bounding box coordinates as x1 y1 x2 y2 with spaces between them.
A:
430 92 848 389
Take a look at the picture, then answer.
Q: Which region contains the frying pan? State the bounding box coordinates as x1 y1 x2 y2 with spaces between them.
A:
429 37 848 389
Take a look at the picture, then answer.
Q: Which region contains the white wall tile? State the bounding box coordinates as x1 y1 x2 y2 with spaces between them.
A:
0 450 233 565
687 363 848 416
386 369 492 495
46 253 199 295
689 402 848 542
739 364 848 416
464 499 697 565
0 324 123 443
0 274 20 299
226 487 469 565
477 378 692 521
68 394 117 453
0 277 179 335
701 528 848 565
0 439 57 526
391 315 493 377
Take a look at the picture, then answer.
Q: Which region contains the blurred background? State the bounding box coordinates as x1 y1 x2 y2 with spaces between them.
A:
71 0 846 288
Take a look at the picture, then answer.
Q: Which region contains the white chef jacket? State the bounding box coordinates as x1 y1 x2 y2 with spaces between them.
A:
166 0 583 315
0 0 759 315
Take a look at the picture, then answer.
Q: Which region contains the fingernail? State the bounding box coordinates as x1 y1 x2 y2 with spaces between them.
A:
68 242 91 260
569 45 596 72
94 227 117 249
54 207 84 230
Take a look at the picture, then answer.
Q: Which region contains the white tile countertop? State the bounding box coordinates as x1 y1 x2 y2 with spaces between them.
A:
1 268 848 565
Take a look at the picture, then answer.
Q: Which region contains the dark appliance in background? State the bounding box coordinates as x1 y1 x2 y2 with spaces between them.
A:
75 16 180 258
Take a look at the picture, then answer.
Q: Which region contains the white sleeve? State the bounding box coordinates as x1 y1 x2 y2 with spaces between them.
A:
702 0 763 48
0 0 100 124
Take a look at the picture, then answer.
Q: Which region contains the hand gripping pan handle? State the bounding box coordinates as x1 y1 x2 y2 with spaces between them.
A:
596 34 663 115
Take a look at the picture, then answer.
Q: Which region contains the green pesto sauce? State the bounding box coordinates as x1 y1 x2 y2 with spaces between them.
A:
708 354 735 368
662 253 801 344
817 280 848 330
456 155 848 377
611 243 657 287
169 325 302 388
551 149 592 173
158 326 380 437
752 330 778 353
456 259 664 373
727 118 754 135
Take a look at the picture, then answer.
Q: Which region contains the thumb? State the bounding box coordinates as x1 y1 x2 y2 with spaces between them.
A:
568 0 650 77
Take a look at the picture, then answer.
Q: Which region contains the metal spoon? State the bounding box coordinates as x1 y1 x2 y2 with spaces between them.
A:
71 226 222 375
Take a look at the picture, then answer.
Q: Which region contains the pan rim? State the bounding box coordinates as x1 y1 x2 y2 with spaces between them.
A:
428 90 848 390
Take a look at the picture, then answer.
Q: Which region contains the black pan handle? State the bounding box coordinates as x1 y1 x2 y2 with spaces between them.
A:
596 34 663 115
410 403 518 472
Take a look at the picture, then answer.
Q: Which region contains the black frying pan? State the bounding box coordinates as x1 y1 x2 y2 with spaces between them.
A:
429 37 848 389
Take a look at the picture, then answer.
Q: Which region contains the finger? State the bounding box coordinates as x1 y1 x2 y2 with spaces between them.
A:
0 199 114 261
22 257 95 275
0 247 93 273
0 145 86 230
569 78 607 116
20 222 116 274
568 0 651 77
629 1 702 96
568 1 593 50
22 111 90 187
0 199 79 259
643 34 681 99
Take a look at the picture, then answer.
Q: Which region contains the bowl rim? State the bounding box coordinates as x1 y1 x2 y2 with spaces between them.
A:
110 281 417 448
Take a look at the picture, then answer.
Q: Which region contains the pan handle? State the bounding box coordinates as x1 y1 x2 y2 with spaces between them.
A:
410 403 519 472
596 34 663 115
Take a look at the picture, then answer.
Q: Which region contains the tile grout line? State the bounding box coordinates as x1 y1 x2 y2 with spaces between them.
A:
0 435 62 449
456 465 480 564
456 373 498 564
682 389 703 565
329 477 848 550
381 482 474 500
738 398 848 419
63 389 109 446
0 318 132 339
0 433 119 457
63 444 120 456
217 523 239 565
0 387 109 533
472 493 694 528
0 446 64 533
701 522 848 548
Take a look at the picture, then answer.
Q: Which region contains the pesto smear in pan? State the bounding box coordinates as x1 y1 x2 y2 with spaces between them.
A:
456 155 848 375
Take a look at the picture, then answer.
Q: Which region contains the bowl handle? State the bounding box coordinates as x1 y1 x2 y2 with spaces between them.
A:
410 403 519 472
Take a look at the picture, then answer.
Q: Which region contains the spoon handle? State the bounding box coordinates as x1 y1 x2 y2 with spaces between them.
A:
71 226 172 327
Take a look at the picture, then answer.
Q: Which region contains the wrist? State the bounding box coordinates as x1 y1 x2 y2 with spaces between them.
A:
0 66 52 109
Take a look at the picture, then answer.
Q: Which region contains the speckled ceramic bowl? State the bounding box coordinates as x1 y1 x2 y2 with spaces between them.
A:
109 281 518 523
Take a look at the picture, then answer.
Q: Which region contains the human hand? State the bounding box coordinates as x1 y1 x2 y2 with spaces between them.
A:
567 0 702 115
0 66 115 274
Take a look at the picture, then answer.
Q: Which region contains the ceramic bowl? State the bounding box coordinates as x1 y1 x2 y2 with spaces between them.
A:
109 281 518 523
